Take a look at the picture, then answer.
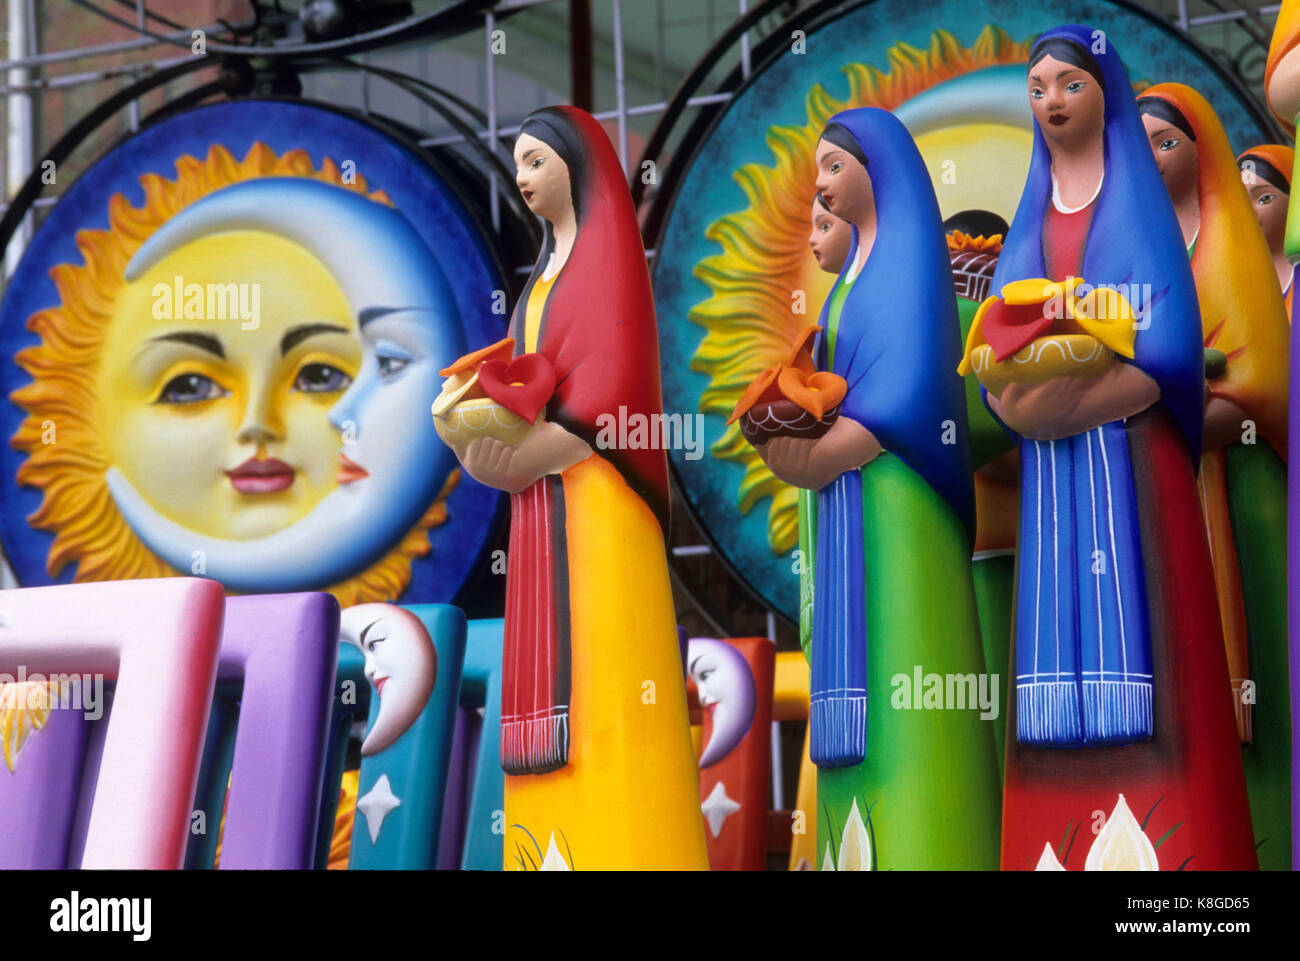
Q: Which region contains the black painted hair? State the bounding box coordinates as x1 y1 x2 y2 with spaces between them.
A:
1028 36 1106 91
1238 153 1290 193
1136 96 1197 141
819 122 869 168
943 209 1010 239
815 192 832 212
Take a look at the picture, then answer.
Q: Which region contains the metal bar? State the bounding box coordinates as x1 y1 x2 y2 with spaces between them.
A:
671 545 714 557
1177 0 1189 31
739 0 750 80
569 0 592 110
0 194 60 215
766 610 782 811
6 0 35 280
128 0 146 132
1187 5 1281 28
419 92 734 147
494 0 557 11
612 0 630 176
770 722 784 811
361 51 371 114
0 20 239 71
486 10 500 232
0 52 195 95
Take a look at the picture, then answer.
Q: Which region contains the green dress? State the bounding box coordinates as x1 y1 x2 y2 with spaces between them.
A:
1225 441 1292 868
800 273 1001 870
956 294 1015 774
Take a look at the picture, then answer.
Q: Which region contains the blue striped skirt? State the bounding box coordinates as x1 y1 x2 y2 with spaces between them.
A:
1016 421 1154 748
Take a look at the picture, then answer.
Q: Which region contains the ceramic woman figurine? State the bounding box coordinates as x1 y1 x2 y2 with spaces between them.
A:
433 106 706 870
795 194 852 659
809 192 853 274
960 26 1255 869
1138 84 1291 869
1265 0 1300 870
1237 145 1295 312
735 107 999 870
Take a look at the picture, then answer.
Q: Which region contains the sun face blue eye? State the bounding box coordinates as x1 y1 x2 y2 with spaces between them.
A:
1159 138 1180 152
1066 80 1085 94
156 372 226 404
1030 87 1044 100
294 362 352 393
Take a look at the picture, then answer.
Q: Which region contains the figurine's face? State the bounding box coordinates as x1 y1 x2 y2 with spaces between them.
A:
514 132 573 224
99 230 359 540
1142 113 1198 207
341 603 437 756
814 139 874 226
1028 55 1105 153
809 198 853 273
1241 164 1289 252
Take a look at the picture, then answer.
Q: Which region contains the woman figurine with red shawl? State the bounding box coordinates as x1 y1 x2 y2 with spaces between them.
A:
959 26 1256 869
434 106 706 869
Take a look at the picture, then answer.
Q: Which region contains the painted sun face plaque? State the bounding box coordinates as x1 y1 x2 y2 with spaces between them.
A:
0 100 506 605
650 0 1274 620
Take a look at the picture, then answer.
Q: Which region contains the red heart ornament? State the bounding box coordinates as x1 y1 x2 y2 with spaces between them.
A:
476 353 557 425
981 298 1057 362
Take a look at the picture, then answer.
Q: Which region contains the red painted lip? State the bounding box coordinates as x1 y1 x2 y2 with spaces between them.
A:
375 676 389 696
1048 114 1069 126
225 457 294 494
339 452 369 485
522 189 534 202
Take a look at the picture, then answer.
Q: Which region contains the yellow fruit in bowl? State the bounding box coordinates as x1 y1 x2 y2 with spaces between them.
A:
433 397 541 454
968 334 1114 397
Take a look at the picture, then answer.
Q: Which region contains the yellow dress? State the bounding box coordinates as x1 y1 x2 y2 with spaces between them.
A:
502 271 708 870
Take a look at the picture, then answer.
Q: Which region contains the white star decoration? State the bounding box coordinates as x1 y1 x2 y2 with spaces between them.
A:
701 781 741 837
356 774 401 844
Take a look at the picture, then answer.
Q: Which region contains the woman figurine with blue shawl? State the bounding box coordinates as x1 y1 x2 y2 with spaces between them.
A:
959 25 1256 869
732 107 1000 869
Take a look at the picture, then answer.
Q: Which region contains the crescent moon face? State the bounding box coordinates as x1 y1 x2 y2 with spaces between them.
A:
688 638 757 768
106 179 465 593
340 603 437 756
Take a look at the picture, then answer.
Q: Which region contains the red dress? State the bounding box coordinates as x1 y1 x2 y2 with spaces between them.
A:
999 193 1257 870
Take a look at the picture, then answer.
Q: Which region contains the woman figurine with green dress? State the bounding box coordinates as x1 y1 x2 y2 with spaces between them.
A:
732 107 1000 870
